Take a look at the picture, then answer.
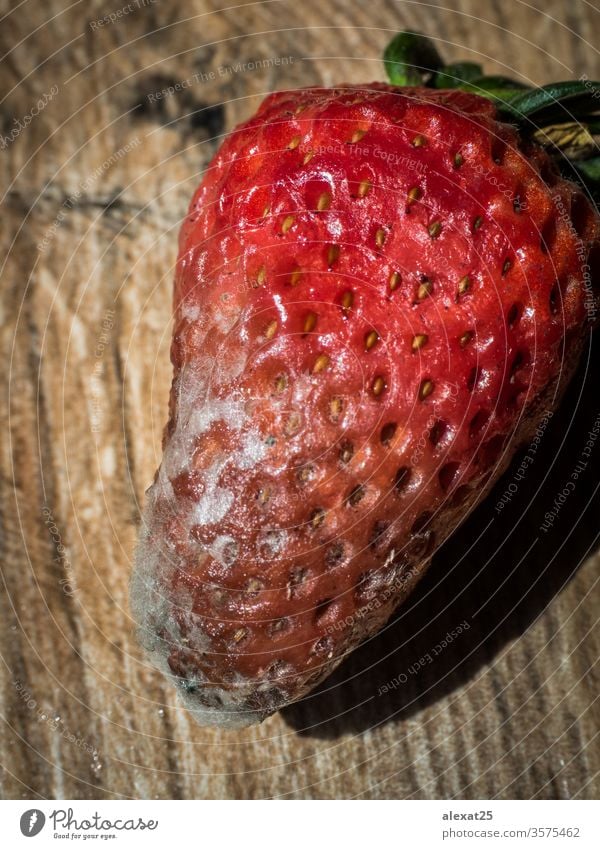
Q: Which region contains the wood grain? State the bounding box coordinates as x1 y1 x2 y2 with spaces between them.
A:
1 0 598 799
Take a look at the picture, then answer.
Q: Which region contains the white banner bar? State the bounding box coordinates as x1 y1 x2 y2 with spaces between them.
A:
0 800 597 847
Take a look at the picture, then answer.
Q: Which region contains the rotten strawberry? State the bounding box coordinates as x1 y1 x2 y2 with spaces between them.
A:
132 33 600 726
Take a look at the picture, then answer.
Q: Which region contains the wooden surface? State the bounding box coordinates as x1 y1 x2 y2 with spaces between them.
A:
1 0 599 800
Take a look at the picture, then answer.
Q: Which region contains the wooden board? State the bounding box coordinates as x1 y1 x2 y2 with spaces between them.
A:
1 0 598 800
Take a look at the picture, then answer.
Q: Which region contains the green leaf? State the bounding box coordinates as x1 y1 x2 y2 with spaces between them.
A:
470 75 529 92
573 157 600 182
560 157 600 207
433 62 483 88
461 76 532 105
501 80 600 120
585 118 600 135
383 32 443 86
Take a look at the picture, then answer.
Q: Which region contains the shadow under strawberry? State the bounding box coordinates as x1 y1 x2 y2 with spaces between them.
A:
282 331 600 737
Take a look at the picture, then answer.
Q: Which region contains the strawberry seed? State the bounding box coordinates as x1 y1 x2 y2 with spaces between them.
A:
357 179 372 198
281 214 295 233
417 278 432 300
412 333 428 351
310 507 326 528
339 440 354 464
458 275 471 296
325 542 345 566
327 245 340 266
329 397 343 420
341 290 354 313
312 353 330 374
297 464 315 484
264 319 278 339
372 375 386 396
365 329 379 350
317 192 331 211
346 484 365 506
429 419 447 445
380 422 397 444
274 374 287 392
419 379 434 400
394 466 411 492
507 303 521 326
428 220 442 239
303 311 318 333
232 628 248 644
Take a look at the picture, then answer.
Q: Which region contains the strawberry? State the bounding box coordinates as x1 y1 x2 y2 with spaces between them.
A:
132 34 600 726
